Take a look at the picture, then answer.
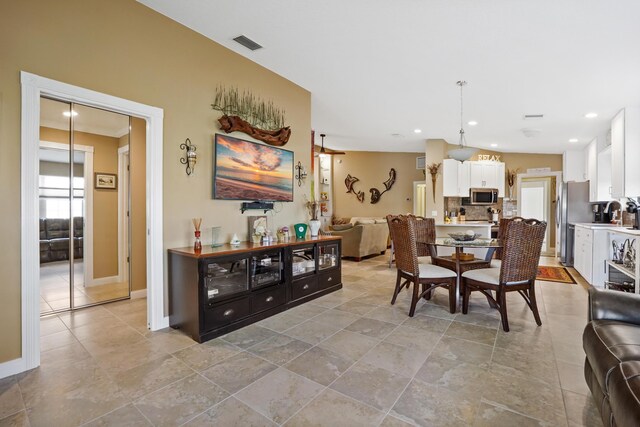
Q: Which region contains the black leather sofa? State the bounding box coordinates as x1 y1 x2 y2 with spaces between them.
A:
583 287 640 427
39 218 83 263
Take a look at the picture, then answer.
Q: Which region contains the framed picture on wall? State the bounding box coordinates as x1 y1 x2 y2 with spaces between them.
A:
95 173 117 190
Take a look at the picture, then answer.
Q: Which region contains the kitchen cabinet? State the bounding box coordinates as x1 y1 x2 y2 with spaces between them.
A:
586 139 598 202
597 147 612 202
444 160 504 197
442 159 470 197
611 107 640 198
574 225 609 287
563 150 586 182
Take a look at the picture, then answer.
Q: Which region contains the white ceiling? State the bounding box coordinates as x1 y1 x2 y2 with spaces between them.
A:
40 98 130 138
137 0 640 154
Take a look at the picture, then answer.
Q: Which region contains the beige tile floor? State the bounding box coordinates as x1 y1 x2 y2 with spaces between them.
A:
0 256 603 426
40 261 129 314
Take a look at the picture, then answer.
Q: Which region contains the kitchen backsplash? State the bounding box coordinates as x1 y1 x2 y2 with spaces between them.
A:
445 197 504 220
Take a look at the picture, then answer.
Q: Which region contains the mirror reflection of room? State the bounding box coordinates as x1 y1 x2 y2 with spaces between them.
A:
39 98 146 314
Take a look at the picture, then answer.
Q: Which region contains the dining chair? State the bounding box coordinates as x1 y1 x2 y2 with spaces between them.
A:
386 214 431 268
490 217 517 269
460 217 547 332
387 215 458 316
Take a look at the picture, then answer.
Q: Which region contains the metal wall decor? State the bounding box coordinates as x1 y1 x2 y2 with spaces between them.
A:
370 169 397 204
294 161 307 187
180 138 197 175
212 86 291 146
345 174 365 203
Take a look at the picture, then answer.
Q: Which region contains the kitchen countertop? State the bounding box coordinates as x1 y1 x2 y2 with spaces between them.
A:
573 223 640 236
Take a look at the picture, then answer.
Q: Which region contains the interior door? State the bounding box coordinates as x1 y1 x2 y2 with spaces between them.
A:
521 178 551 255
413 182 427 216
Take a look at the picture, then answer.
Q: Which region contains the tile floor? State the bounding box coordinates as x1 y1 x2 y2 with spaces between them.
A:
0 256 603 426
40 261 129 314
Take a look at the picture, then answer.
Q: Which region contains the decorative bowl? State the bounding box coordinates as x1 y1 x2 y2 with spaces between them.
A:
448 232 480 242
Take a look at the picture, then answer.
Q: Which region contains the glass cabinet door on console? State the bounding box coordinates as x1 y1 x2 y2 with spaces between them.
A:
318 243 339 271
292 245 316 277
204 258 248 305
250 250 283 289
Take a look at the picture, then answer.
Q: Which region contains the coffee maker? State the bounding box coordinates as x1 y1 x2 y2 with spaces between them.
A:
593 203 609 223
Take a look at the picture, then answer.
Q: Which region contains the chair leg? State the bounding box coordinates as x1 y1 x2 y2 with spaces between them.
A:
391 271 402 305
498 288 509 332
448 279 457 314
409 279 419 317
529 282 542 326
461 278 470 314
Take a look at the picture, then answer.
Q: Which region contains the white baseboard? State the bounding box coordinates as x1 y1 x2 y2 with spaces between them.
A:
0 357 26 380
131 289 147 299
85 275 120 287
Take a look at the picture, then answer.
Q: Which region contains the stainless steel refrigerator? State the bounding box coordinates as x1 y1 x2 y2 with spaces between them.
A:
559 181 592 266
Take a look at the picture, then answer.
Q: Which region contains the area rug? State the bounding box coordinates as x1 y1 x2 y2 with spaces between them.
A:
536 266 576 284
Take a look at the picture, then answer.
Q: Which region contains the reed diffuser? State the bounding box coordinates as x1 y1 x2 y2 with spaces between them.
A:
192 218 202 253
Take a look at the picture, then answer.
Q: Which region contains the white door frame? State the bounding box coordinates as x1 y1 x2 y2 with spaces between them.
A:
413 181 427 216
517 171 562 257
14 71 164 377
39 140 94 288
118 145 130 285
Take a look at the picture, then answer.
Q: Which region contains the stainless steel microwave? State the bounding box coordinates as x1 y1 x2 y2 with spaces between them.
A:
465 188 499 205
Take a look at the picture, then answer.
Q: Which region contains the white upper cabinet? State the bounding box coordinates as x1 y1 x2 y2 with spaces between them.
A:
597 147 612 201
563 150 586 182
611 107 640 198
586 138 598 201
442 159 470 197
444 160 505 197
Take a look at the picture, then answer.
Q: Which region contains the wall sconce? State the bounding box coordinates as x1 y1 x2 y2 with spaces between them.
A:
180 138 197 175
294 161 307 187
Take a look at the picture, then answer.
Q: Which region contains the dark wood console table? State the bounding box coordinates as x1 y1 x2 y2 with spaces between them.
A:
168 236 342 343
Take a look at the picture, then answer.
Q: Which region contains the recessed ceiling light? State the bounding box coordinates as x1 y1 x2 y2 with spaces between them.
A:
467 121 478 126
490 143 498 147
62 110 78 117
569 138 579 143
414 129 422 134
584 112 598 119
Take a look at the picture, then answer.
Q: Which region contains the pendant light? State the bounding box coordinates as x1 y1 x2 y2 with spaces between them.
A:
447 80 477 162
320 133 327 155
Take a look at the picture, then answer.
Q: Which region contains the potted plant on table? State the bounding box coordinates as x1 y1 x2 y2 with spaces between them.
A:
305 197 321 237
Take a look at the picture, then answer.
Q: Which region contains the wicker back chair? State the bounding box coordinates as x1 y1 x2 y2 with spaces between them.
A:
461 217 547 332
494 217 517 260
387 215 457 316
409 215 435 258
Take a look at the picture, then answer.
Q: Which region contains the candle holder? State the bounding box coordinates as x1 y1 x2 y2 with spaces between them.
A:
192 218 202 253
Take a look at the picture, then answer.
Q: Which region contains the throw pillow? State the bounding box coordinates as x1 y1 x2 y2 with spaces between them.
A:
331 224 354 231
355 219 376 225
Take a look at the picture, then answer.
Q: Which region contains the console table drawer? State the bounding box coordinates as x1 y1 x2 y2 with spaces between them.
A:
318 270 340 290
291 276 317 300
252 285 286 314
204 297 251 330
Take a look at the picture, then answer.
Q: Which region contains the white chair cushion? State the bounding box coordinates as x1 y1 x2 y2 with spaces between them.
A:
462 267 500 285
403 263 456 279
491 259 501 269
418 256 431 264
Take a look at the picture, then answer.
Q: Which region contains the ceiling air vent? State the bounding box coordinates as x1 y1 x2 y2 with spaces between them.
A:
523 114 544 120
233 35 263 51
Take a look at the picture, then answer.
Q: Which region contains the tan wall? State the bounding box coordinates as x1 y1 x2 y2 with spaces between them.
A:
333 151 425 219
40 127 119 279
0 0 311 363
130 118 147 292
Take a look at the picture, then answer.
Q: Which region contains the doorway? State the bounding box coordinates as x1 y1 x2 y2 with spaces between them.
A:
413 181 427 217
39 98 132 314
517 174 559 257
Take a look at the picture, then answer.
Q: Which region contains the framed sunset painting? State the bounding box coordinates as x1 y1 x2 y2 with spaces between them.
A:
213 134 294 202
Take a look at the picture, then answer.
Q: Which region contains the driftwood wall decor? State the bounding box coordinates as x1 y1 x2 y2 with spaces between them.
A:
212 86 291 146
369 169 397 204
345 169 397 204
426 163 441 202
345 174 365 203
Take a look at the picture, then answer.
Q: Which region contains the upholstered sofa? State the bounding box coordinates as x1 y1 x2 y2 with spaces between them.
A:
583 287 640 427
329 217 389 261
40 218 83 263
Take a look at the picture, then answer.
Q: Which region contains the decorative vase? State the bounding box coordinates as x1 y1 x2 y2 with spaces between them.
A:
194 230 202 253
309 219 321 237
252 234 262 244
